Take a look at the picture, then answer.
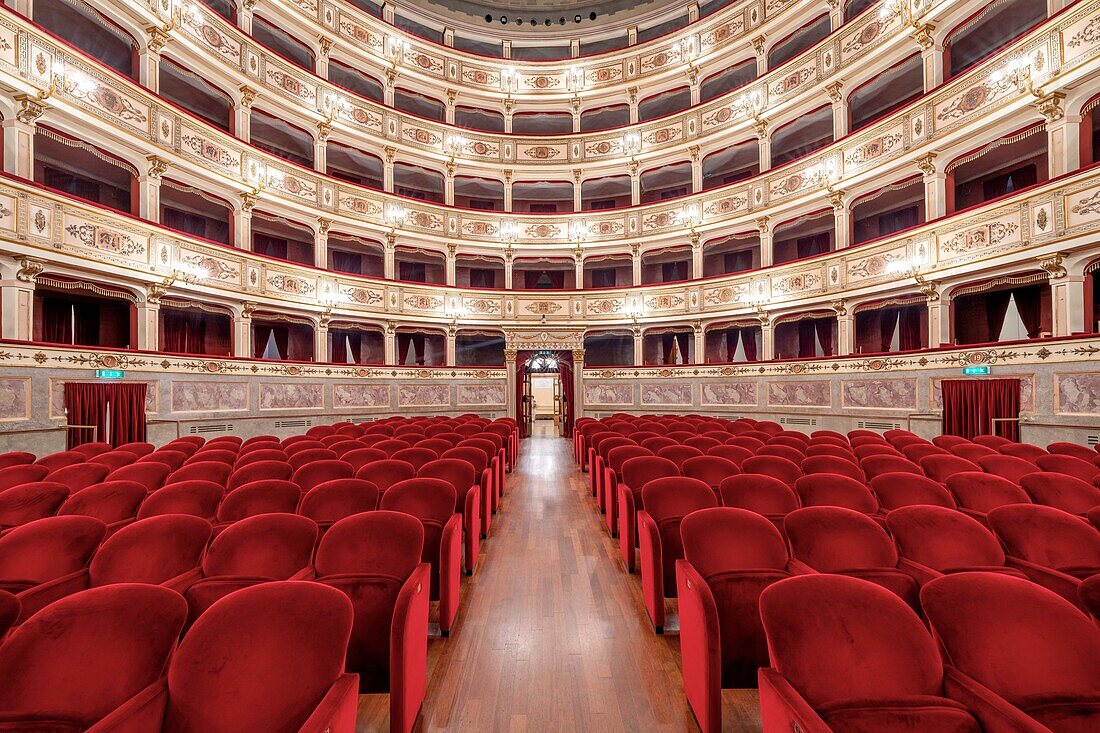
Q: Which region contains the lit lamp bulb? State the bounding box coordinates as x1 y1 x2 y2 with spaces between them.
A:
384 203 407 230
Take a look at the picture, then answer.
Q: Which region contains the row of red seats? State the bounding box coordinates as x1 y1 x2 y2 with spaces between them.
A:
0 413 519 733
572 416 1100 732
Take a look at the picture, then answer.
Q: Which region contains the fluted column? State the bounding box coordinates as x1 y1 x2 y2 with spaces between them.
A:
383 235 396 280
757 217 773 268
628 86 639 124
920 32 943 92
384 323 397 364
760 321 775 360
383 146 396 193
572 349 585 423
1044 255 1083 336
503 170 513 211
233 305 253 358
139 33 163 93
445 325 457 366
689 145 702 193
631 244 642 286
137 299 160 351
234 193 255 249
572 169 583 211
827 82 847 139
504 348 517 422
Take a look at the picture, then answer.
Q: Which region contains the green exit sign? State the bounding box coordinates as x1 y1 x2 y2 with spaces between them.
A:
95 369 125 379
962 366 991 376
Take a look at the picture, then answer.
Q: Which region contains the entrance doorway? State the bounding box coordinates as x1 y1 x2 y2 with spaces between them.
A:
517 350 573 438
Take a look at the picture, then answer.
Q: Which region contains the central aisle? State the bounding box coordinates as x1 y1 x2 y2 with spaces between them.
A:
358 423 761 732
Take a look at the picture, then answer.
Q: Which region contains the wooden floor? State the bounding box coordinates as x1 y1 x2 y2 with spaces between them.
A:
358 423 762 732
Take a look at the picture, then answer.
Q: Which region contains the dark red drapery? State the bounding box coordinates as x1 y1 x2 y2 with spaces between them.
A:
162 309 206 354
109 383 147 447
942 378 1020 442
558 351 575 438
64 382 147 448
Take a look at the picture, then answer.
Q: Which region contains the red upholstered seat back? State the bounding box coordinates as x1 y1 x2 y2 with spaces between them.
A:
138 480 223 520
977 455 1038 484
682 456 738 489
88 451 138 471
657 445 705 470
1046 441 1099 462
298 479 379 524
718 474 800 515
203 514 317 579
35 451 86 472
785 506 900 571
0 482 70 528
607 445 653 474
380 478 457 528
1035 454 1100 483
216 481 301 523
373 439 414 457
998 443 1047 463
681 507 789 578
921 573 1100 703
341 448 389 472
989 504 1100 571
57 480 147 524
358 459 416 495
803 444 855 460
416 438 453 456
800 455 866 482
89 515 212 586
886 506 1008 571
442 447 488 475
620 456 680 495
316 510 423 580
233 449 289 469
742 456 803 486
418 459 477 511
392 447 440 471
760 575 947 708
287 449 339 472
169 461 233 488
108 462 171 491
165 582 352 733
292 460 353 492
794 474 878 514
0 452 34 470
0 464 50 491
47 463 110 492
642 477 718 596
1019 472 1100 515
871 472 957 511
920 455 982 483
860 454 922 479
0 515 106 584
0 584 186 727
757 445 805 463
188 449 237 465
945 472 1031 513
140 450 189 472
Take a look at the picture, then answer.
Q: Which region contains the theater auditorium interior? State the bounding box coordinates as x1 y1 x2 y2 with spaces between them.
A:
0 0 1099 728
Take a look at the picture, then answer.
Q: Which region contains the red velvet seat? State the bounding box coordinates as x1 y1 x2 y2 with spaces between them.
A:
380 478 462 636
0 482 70 529
988 504 1100 609
183 514 318 624
167 461 233 488
287 448 340 472
233 448 289 468
0 515 106 623
800 455 866 482
727 436 766 452
902 443 953 463
292 460 354 492
794 474 879 515
442 446 494 534
706 444 753 467
944 472 1031 526
860 454 923 480
757 444 806 463
998 442 1048 463
98 582 357 733
932 435 971 450
666 430 696 444
0 463 49 491
47 462 110 492
1080 575 1100 619
374 439 414 457
886 506 1025 585
341 447 389 472
684 436 722 453
1046 441 1099 462
921 572 1100 733
416 438 453 456
977 454 1037 484
950 444 999 463
139 450 189 472
88 450 137 472
871 472 958 511
0 452 34 470
717 474 800 532
328 440 363 458
186 449 236 466
136 480 223 521
216 480 301 523
972 434 1012 449
108 462 171 491
392 447 439 472
681 456 738 494
592 435 637 500
785 506 919 610
919 455 981 483
0 589 16 640
1036 453 1100 483
239 436 280 451
854 443 904 460
676 508 802 731
603 445 653 526
1019 472 1100 515
35 451 86 472
298 478 379 531
227 459 293 490
69 442 111 459
656 445 705 470
742 455 803 486
617 456 680 571
87 514 212 590
459 436 506 505
418 459 481 574
758 575 982 733
0 584 186 730
358 459 417 499
316 511 430 733
637 477 718 632
56 480 148 535
804 443 857 461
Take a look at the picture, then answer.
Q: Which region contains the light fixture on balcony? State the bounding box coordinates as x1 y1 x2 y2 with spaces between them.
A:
808 159 841 192
322 94 349 124
885 256 939 301
174 261 211 284
444 133 467 164
384 202 407 234
678 203 702 234
384 36 409 69
679 36 699 82
566 67 584 93
991 55 1043 96
736 90 767 135
500 220 520 243
569 219 588 243
501 68 519 96
150 0 195 34
622 132 642 163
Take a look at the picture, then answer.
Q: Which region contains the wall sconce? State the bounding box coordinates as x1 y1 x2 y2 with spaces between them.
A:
565 66 584 93
500 220 520 243
383 202 407 233
736 90 767 135
384 36 409 68
991 55 1043 97
622 132 642 163
322 94 348 124
444 133 467 164
569 219 588 243
501 67 519 96
886 256 939 301
679 36 699 82
678 203 701 234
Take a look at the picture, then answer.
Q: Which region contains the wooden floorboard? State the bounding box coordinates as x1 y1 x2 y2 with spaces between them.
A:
358 423 762 732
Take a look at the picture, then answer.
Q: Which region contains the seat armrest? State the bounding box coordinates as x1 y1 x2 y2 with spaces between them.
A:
787 558 818 576
462 485 481 573
897 557 944 586
636 510 664 632
84 679 168 733
16 569 89 623
758 668 832 733
390 563 431 733
676 560 723 733
439 514 463 635
162 567 204 594
942 666 1048 733
296 674 360 733
290 566 317 581
1003 557 1083 609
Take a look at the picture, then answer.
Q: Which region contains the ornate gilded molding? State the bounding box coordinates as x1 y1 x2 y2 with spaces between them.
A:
15 256 45 283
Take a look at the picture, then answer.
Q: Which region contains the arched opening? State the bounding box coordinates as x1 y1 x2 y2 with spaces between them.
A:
250 110 314 168
773 210 835 264
702 140 759 190
702 233 760 277
583 330 634 366
34 127 136 214
640 162 693 203
848 54 923 132
850 176 925 245
394 247 445 284
853 297 928 355
252 313 314 361
704 322 762 363
455 106 505 133
639 87 691 123
512 112 573 135
641 247 692 284
771 106 833 167
454 176 505 211
396 328 445 366
513 180 575 213
327 142 384 190
328 61 384 103
328 322 384 364
945 0 1047 80
252 212 314 266
33 277 135 349
583 254 633 289
513 258 576 290
393 162 445 203
774 312 838 359
161 57 232 132
767 14 830 70
643 328 695 365
253 14 314 70
952 274 1052 345
159 299 232 356
581 175 632 210
947 124 1048 213
455 330 505 366
33 0 137 79
328 234 384 277
456 255 505 288
700 59 756 103
580 105 630 133
394 88 444 121
160 181 233 245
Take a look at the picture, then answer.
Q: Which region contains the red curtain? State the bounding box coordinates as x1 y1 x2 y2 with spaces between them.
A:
985 290 1012 342
109 383 147 447
64 382 110 449
42 298 73 345
816 318 837 356
742 327 759 362
64 382 147 448
798 320 817 358
899 306 923 351
676 332 690 364
942 378 1021 441
273 327 290 361
724 329 740 362
775 322 799 359
253 323 272 359
559 351 575 438
1012 286 1043 338
879 308 900 352
163 309 206 354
